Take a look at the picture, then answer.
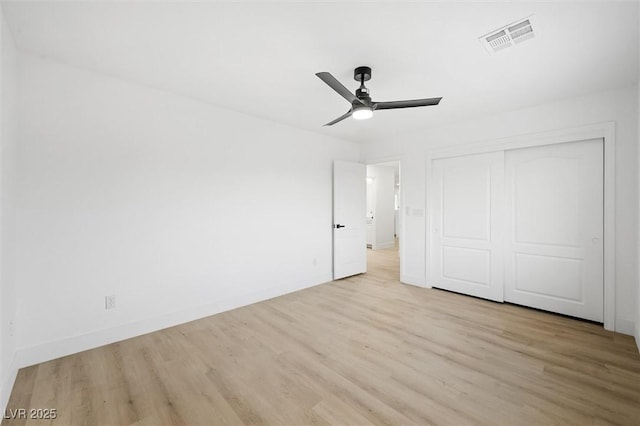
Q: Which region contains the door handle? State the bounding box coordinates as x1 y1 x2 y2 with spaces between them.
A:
334 224 346 229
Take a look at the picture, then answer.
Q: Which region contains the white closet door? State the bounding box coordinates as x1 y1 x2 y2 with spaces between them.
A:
504 139 604 322
430 152 505 302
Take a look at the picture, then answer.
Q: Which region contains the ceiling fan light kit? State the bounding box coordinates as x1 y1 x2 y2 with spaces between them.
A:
352 105 373 120
316 66 442 126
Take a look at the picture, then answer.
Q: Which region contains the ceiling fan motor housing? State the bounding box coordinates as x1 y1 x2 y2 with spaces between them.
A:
354 66 372 103
355 88 371 104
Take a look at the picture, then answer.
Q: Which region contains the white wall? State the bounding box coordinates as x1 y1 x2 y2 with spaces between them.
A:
0 8 18 411
367 164 396 250
363 85 639 335
15 53 360 367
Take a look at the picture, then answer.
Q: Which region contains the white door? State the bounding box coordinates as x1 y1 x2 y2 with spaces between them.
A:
430 152 505 301
333 160 366 279
504 139 604 322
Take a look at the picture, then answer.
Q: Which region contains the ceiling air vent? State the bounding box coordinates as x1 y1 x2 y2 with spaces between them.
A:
479 16 535 54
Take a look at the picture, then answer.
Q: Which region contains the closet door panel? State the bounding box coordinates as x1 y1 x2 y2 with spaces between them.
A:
504 139 604 322
430 151 504 302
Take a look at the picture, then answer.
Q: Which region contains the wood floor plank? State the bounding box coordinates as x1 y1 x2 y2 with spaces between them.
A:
3 244 640 425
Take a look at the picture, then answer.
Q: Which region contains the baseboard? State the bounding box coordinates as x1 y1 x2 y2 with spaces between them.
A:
17 273 333 369
0 353 18 412
400 273 428 288
635 321 640 354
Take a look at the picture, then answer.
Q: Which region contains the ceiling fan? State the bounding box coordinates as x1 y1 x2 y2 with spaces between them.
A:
316 66 442 126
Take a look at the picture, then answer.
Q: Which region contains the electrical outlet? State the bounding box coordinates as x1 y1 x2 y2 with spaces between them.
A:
9 321 15 337
105 295 116 310
313 258 317 266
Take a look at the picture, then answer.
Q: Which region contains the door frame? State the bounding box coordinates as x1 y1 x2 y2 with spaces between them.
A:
425 122 616 331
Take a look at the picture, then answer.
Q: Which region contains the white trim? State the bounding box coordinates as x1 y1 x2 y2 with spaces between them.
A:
602 124 616 331
425 151 434 287
16 273 332 369
615 318 636 336
425 122 616 331
364 155 404 165
400 273 428 288
0 354 18 412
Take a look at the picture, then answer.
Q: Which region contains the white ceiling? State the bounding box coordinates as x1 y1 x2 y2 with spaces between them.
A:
3 1 639 143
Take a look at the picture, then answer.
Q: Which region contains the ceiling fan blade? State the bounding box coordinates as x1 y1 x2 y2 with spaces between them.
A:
316 72 363 105
374 97 442 110
324 110 352 126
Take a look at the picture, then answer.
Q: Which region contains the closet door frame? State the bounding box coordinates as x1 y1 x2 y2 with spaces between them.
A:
425 122 616 331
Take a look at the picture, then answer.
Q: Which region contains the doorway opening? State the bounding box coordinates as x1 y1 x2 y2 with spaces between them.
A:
366 161 400 277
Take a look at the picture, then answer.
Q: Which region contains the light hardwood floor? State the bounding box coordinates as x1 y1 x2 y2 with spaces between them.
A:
4 245 640 425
